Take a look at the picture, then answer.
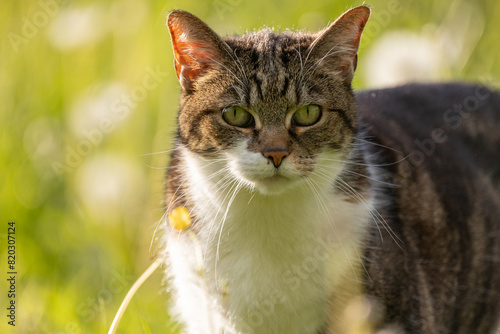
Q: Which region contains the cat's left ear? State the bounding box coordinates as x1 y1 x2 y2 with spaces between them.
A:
309 5 371 81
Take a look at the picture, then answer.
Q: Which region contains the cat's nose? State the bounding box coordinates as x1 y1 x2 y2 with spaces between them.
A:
263 148 289 168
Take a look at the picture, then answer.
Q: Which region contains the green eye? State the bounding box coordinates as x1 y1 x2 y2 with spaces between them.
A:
292 105 322 126
222 106 254 128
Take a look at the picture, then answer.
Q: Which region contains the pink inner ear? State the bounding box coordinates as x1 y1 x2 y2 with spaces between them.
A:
169 20 219 83
351 15 368 48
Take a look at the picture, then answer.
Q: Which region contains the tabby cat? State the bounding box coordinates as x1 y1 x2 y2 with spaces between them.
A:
163 5 500 333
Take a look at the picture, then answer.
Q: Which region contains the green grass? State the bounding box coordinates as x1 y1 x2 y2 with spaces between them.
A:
1 0 500 333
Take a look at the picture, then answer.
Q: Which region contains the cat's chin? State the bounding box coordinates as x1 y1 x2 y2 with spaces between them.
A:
250 175 303 196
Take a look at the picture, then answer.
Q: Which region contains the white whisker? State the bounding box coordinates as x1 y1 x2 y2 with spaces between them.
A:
318 159 397 187
334 171 404 250
138 148 176 156
353 137 405 155
215 179 244 276
305 175 367 282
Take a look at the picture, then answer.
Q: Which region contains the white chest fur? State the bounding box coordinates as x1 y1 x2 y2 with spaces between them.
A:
166 148 371 334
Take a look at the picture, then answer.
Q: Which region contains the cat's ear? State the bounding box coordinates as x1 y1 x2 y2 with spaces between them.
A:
309 5 371 81
167 10 231 92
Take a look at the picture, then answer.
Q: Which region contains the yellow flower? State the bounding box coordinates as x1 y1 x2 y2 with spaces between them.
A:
168 206 191 231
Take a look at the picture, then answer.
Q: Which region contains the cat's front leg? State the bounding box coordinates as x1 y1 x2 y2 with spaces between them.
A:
167 236 231 334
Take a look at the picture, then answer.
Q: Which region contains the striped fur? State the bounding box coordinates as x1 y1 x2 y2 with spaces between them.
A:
163 6 500 334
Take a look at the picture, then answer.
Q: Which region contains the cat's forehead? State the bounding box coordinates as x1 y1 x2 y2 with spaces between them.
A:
224 29 314 62
220 30 316 110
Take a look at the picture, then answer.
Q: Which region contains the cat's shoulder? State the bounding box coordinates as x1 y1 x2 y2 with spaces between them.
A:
356 82 500 145
356 82 500 181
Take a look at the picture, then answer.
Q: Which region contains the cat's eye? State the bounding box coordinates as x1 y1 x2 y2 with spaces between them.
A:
222 106 254 128
291 105 322 127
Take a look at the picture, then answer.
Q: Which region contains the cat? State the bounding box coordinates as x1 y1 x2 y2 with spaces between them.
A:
162 5 500 334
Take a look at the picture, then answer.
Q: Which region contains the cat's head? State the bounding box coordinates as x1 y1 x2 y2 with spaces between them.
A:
167 6 370 195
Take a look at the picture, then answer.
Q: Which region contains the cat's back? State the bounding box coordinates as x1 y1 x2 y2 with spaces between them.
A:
357 82 500 171
356 83 500 333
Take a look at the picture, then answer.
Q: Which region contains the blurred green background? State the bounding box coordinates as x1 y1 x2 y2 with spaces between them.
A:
1 0 499 333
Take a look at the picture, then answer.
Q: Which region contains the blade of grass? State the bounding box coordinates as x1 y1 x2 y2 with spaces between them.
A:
108 257 162 334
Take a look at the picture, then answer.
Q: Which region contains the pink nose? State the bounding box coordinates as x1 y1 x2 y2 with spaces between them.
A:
263 148 289 168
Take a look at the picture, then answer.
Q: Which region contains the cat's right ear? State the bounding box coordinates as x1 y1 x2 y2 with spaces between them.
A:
308 5 371 82
167 11 230 92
